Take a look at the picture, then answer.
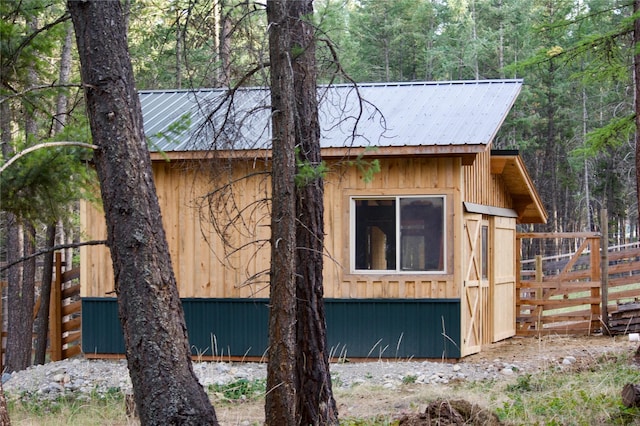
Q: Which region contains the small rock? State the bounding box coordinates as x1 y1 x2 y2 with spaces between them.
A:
1 373 11 384
216 363 231 373
53 373 71 383
46 382 65 393
563 356 577 365
501 368 514 376
234 371 250 379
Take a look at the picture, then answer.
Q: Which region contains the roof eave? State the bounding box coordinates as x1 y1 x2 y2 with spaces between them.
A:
491 152 548 224
150 144 488 164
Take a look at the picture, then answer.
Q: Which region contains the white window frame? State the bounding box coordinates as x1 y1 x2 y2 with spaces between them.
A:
350 195 447 274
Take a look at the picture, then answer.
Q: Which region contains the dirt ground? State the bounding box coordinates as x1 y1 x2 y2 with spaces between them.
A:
464 333 636 366
214 334 639 425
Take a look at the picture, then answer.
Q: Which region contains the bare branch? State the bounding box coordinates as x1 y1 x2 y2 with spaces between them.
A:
0 141 97 174
1 13 70 78
0 83 82 105
0 239 107 272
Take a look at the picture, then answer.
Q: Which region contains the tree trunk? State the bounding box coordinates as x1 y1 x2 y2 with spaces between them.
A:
22 223 37 360
634 0 640 237
0 81 10 376
1 97 28 374
632 0 640 358
32 23 74 365
5 221 36 373
216 0 232 88
33 223 56 365
11 223 36 371
3 216 24 373
5 16 39 371
289 1 338 424
0 380 10 426
176 8 183 89
265 1 298 425
67 1 217 424
53 22 73 135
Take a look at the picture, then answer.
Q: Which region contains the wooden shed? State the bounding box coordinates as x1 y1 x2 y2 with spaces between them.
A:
80 80 547 359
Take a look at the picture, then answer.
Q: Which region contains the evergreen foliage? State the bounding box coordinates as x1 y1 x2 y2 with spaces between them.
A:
0 145 94 223
1 0 636 254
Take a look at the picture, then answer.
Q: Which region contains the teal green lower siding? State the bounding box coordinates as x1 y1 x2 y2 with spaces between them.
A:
82 298 461 359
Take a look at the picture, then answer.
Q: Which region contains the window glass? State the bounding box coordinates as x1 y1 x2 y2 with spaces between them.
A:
353 196 445 273
354 199 396 270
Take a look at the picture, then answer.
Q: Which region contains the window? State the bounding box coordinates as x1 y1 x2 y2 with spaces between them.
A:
352 196 445 273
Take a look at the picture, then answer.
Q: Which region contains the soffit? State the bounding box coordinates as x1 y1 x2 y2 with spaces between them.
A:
491 153 547 224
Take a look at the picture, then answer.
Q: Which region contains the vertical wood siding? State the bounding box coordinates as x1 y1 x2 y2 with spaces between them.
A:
463 150 512 208
491 216 517 342
81 156 464 299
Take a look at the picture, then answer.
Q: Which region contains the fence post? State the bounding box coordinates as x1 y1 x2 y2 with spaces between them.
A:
601 208 609 333
534 254 543 330
515 235 521 332
590 235 601 334
49 252 63 361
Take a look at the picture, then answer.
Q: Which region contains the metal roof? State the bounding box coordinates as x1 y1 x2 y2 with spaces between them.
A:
140 79 523 153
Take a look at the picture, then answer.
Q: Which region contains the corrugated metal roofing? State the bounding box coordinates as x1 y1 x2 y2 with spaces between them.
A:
139 79 523 152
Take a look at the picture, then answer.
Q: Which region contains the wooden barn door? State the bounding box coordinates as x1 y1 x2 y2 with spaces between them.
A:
461 213 483 356
491 216 517 342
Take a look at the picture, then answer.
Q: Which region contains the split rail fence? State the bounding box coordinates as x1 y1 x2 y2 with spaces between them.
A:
517 232 640 336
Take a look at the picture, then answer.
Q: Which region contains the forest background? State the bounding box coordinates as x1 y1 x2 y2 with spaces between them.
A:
0 0 638 372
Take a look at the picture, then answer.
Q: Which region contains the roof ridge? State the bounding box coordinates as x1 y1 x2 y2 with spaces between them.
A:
138 79 524 94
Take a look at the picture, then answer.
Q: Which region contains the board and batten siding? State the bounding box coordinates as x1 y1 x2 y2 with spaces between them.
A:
463 149 512 208
491 215 517 342
81 156 464 300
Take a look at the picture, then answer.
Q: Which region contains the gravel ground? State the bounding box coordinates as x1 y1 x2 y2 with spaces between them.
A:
2 357 513 400
3 334 637 402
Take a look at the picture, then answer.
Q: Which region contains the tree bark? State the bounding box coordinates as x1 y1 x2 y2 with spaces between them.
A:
265 1 298 425
634 0 640 237
3 216 25 373
289 1 338 424
67 1 217 424
33 223 56 365
53 21 73 135
216 0 232 88
633 0 640 357
0 380 10 426
5 16 39 372
5 220 36 373
0 83 9 377
33 24 74 365
1 95 28 374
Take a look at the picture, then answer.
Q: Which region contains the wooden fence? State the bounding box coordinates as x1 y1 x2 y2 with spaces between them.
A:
517 232 640 336
51 252 82 360
1 236 638 363
1 252 81 366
